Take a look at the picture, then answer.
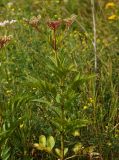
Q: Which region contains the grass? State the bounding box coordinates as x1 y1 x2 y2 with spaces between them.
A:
0 0 119 160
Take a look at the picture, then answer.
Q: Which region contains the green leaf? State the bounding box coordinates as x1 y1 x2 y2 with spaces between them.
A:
1 145 10 160
55 148 68 157
44 147 52 153
83 146 95 154
32 98 51 106
46 136 55 150
55 148 61 157
64 148 68 156
34 143 44 150
39 135 46 147
72 130 80 137
56 94 61 103
73 143 83 154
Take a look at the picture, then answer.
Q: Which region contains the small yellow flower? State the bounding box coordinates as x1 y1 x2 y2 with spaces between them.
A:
72 130 80 137
20 124 24 128
107 142 112 146
83 106 88 110
6 90 12 95
89 98 94 103
105 2 116 9
108 14 118 20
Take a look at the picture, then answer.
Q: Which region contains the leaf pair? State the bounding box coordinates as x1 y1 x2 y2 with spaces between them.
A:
55 148 68 158
34 135 55 153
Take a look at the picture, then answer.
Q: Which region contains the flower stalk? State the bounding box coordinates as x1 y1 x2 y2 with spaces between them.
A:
53 28 57 51
91 0 97 74
61 104 65 160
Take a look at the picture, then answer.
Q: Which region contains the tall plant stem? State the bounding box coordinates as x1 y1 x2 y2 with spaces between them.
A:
91 0 98 139
53 29 58 62
53 29 57 51
61 104 64 160
91 0 97 74
91 0 98 121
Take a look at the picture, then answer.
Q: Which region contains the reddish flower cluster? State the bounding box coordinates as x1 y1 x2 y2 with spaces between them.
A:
47 14 77 30
0 35 12 49
24 14 77 31
47 20 62 30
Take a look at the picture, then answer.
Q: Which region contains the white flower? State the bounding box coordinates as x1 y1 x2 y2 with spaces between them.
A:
63 0 68 3
0 20 9 26
9 20 17 24
0 20 17 27
7 2 13 8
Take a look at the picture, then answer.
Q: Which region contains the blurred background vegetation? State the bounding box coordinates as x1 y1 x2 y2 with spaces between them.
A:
0 0 119 160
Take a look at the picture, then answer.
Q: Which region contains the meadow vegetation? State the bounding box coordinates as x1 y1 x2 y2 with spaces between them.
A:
0 0 119 160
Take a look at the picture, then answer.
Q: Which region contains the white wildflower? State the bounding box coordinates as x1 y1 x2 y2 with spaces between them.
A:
7 2 13 8
64 0 68 3
9 20 17 24
0 20 17 27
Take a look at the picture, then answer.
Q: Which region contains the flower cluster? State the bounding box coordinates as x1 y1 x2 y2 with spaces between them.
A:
47 19 62 30
105 2 118 21
63 14 77 28
47 14 77 30
105 2 116 9
24 15 41 31
0 20 17 27
108 14 118 20
0 35 12 49
23 14 77 51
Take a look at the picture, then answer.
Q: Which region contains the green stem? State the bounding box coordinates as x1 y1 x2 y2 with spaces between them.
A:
61 104 64 160
53 29 56 51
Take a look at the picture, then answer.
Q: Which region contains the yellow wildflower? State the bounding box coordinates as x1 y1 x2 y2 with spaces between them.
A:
105 2 116 9
20 124 24 128
72 130 80 137
6 90 12 95
83 106 88 110
89 98 94 103
108 14 118 20
107 142 112 146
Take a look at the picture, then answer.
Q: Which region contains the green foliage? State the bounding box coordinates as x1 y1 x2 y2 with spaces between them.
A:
55 148 68 158
0 0 119 159
34 135 55 153
1 143 10 160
